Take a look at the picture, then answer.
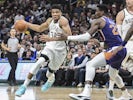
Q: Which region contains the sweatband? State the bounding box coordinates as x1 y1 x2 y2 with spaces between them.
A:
121 41 127 46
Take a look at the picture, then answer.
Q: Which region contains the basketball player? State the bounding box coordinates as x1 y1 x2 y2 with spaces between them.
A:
15 4 72 97
107 0 133 99
116 0 133 64
116 0 133 58
40 4 133 100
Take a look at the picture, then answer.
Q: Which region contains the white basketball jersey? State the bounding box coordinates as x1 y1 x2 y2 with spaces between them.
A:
46 16 67 51
121 8 133 40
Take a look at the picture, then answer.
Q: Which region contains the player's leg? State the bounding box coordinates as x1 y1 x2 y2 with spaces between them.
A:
69 52 107 100
41 67 55 92
108 48 132 99
106 79 115 100
41 50 67 92
109 67 132 99
15 54 49 96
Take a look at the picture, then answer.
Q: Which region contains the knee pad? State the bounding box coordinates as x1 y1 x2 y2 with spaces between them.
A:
40 54 49 62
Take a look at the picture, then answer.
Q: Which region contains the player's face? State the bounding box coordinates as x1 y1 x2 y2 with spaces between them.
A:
95 8 103 18
126 0 133 7
51 9 61 21
10 28 16 36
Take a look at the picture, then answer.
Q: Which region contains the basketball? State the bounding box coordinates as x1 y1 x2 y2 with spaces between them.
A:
14 20 28 32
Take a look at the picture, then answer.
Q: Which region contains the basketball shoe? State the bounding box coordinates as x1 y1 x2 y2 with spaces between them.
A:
15 85 26 97
69 93 90 100
41 79 55 92
69 84 92 100
118 90 133 100
106 90 115 100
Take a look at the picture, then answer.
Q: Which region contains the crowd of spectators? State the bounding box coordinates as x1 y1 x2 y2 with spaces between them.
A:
0 0 132 87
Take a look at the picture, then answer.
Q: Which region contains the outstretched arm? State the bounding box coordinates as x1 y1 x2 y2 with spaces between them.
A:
26 18 52 32
67 18 103 42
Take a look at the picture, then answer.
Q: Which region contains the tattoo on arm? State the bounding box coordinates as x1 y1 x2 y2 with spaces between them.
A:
88 18 102 35
124 24 133 42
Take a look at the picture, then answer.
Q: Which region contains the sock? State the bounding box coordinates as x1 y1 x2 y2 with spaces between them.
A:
48 74 55 82
46 70 55 82
23 78 31 87
109 80 115 91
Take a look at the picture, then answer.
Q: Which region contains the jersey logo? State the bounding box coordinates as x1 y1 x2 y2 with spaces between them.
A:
109 24 119 35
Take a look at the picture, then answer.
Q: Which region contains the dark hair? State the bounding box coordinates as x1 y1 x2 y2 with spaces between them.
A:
97 4 108 14
51 4 62 11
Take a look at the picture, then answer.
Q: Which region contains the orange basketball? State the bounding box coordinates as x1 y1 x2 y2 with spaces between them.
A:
14 20 28 32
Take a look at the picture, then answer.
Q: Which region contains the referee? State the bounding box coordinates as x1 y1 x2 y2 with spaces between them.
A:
1 28 21 86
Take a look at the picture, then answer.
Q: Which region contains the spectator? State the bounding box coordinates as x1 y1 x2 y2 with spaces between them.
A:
14 10 24 22
94 65 109 88
35 67 48 86
54 52 73 86
65 48 88 86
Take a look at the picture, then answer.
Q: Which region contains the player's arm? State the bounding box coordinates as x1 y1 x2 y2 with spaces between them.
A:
26 18 52 32
116 10 124 36
120 23 133 47
124 23 133 42
112 23 133 55
67 18 103 42
60 17 72 36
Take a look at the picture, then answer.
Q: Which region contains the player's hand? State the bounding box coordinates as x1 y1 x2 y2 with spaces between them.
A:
39 35 51 42
6 47 11 52
18 44 22 48
112 46 124 56
60 33 68 40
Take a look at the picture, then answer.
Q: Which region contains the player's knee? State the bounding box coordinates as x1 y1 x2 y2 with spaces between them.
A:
86 61 95 71
40 54 49 62
86 61 90 71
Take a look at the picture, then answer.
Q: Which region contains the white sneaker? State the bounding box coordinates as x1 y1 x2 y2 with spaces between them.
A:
77 83 83 87
118 92 133 100
69 93 90 100
106 90 115 100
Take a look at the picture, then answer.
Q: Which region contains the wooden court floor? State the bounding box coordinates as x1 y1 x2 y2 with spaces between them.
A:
0 85 132 100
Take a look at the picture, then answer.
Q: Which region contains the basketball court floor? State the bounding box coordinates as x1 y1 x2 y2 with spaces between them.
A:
0 85 133 100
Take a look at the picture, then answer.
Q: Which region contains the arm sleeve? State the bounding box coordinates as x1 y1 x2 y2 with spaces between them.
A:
67 32 91 42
